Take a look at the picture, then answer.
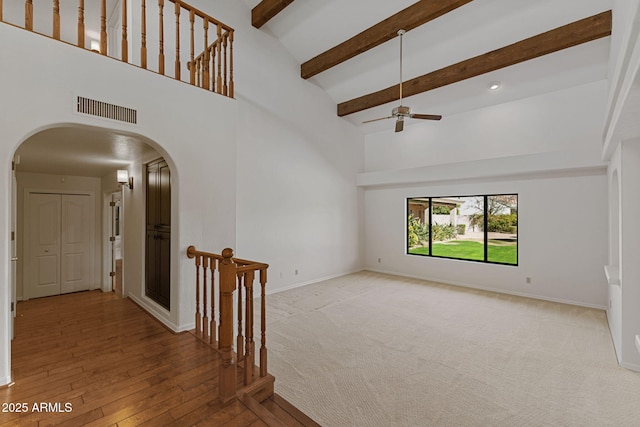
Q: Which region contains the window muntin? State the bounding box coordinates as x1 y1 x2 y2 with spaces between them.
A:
407 194 518 266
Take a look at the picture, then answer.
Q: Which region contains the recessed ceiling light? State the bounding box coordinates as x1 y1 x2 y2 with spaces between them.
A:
488 81 502 91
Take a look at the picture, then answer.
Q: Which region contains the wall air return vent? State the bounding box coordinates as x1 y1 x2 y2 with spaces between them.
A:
77 96 137 124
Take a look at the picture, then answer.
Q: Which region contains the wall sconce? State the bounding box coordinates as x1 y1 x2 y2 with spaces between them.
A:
117 169 134 189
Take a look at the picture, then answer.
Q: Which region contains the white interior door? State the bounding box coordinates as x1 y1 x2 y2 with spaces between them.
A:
27 194 61 299
26 193 95 299
61 194 94 294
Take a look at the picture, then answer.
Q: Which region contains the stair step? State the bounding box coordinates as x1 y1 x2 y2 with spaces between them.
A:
264 393 321 427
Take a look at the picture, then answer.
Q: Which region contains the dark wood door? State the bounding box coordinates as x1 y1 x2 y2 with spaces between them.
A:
146 159 171 310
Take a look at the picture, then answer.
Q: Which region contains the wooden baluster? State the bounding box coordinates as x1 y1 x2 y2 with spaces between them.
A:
77 0 85 48
228 30 234 98
210 258 217 345
202 256 209 343
53 0 60 40
189 10 195 85
216 25 223 94
210 43 216 91
158 0 165 75
195 58 201 88
141 0 147 68
100 0 107 55
174 0 180 80
195 254 201 337
223 32 228 96
244 270 255 386
236 271 244 362
203 19 209 90
25 0 33 31
218 248 237 403
121 0 128 62
260 268 268 377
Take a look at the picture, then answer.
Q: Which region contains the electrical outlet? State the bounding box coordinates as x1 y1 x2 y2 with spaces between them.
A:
525 277 531 284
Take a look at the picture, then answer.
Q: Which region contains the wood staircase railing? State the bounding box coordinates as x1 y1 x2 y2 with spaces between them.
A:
186 246 271 403
0 0 234 98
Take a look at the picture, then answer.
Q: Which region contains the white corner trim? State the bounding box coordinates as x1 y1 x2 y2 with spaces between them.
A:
605 265 621 286
636 335 640 356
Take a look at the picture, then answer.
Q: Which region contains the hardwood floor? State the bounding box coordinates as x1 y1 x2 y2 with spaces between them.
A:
0 290 268 426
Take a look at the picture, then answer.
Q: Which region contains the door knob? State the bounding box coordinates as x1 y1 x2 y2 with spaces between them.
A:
10 257 18 262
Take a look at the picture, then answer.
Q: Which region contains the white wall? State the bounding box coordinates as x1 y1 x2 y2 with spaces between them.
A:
607 140 640 370
362 79 609 309
198 0 365 291
604 0 640 371
365 81 606 172
15 172 103 300
0 0 366 386
0 22 237 385
365 172 608 308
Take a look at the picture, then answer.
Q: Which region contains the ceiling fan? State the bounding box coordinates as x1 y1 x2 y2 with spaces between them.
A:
363 29 442 132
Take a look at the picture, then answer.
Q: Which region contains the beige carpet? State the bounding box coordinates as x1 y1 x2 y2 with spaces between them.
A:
265 271 640 426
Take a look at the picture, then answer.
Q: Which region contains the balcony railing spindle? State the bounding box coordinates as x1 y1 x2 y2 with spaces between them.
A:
77 0 84 48
203 19 209 90
229 30 234 98
100 0 107 54
158 0 165 75
216 25 222 94
8 0 235 98
141 0 147 68
121 0 128 62
53 0 60 40
174 0 180 80
25 0 33 31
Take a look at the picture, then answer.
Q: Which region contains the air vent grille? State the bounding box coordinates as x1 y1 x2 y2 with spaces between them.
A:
77 96 137 124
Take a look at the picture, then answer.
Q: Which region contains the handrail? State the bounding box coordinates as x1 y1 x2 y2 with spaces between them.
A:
186 245 270 402
0 0 234 99
168 0 232 32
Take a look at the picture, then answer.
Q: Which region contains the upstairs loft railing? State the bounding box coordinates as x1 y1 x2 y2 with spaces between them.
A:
0 0 234 98
186 246 271 403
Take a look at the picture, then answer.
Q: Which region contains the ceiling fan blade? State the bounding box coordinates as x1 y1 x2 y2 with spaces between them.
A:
363 116 393 124
410 114 442 121
395 118 404 133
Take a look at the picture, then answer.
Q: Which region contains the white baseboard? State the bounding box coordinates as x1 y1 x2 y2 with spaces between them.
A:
620 360 640 372
268 269 364 296
128 294 182 332
364 268 607 311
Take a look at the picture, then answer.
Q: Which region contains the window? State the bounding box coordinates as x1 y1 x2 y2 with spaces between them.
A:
407 194 518 265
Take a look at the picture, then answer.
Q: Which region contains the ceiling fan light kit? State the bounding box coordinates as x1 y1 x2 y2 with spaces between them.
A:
363 29 442 133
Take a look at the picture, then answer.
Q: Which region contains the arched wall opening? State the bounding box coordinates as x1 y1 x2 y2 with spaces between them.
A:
2 122 187 386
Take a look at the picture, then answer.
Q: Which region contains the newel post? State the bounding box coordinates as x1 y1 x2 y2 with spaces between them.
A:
218 248 237 402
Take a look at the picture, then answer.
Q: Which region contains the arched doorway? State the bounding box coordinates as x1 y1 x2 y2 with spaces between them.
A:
8 123 178 362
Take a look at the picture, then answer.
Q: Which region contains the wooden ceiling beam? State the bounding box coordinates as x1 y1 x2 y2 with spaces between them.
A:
252 0 295 29
301 0 473 79
338 10 612 117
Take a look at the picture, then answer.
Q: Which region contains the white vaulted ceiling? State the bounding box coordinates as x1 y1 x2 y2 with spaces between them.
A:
245 0 612 133
10 0 613 176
